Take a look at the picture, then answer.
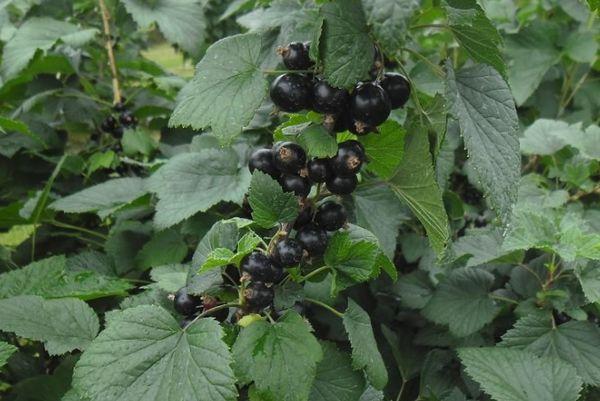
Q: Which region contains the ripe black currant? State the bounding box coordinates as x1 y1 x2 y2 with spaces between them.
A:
380 72 411 109
350 82 391 127
174 287 202 316
249 148 278 178
241 251 282 283
315 201 347 231
279 41 313 71
294 204 314 229
347 114 375 136
330 140 366 177
307 158 332 183
312 80 350 115
270 73 313 112
113 98 127 112
273 238 304 267
280 174 311 197
296 224 328 256
119 111 137 127
244 281 274 308
273 141 307 173
112 126 124 138
101 116 117 133
326 174 358 195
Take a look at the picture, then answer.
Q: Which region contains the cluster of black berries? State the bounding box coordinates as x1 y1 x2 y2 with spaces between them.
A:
100 100 137 138
250 140 366 196
173 287 228 326
269 42 411 135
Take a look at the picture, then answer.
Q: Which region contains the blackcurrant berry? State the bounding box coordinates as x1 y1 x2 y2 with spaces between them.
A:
296 224 328 256
273 141 307 173
244 281 274 308
249 148 278 177
312 80 350 114
113 98 127 112
241 251 282 283
280 174 311 197
112 126 124 138
350 82 391 127
279 42 313 71
307 158 332 183
380 72 410 109
119 111 137 127
326 174 358 195
273 238 303 267
270 73 313 112
101 116 117 133
315 201 347 231
330 140 366 177
347 114 375 136
174 287 202 316
294 204 314 230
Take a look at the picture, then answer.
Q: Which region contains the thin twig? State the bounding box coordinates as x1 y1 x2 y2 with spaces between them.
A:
305 297 344 318
98 0 122 104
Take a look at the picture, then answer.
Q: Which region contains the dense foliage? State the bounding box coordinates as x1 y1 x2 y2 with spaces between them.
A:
0 0 599 400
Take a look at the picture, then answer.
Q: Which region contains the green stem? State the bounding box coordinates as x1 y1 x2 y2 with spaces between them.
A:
300 266 331 283
183 302 240 330
409 23 449 30
262 69 313 75
305 297 344 318
490 294 519 305
402 47 444 77
47 220 108 240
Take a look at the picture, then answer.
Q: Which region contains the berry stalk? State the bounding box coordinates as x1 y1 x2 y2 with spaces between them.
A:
98 0 122 104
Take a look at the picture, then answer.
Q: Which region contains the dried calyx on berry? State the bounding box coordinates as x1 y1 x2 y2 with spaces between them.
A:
380 72 411 109
273 141 307 174
174 287 202 317
270 73 313 112
277 41 313 71
330 140 365 177
315 201 347 231
244 281 274 309
240 251 282 283
350 81 391 130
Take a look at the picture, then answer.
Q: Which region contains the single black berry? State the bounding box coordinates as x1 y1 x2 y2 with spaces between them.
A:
280 174 311 197
113 98 127 112
350 82 391 127
307 158 332 183
244 281 274 308
347 114 375 136
119 111 137 127
312 80 350 115
330 140 366 177
279 41 313 71
112 126 124 138
294 204 314 230
270 73 313 112
249 148 278 177
101 116 117 133
273 238 303 267
380 72 411 109
273 141 307 173
326 174 358 195
315 201 347 231
174 287 202 316
296 224 328 256
241 251 282 283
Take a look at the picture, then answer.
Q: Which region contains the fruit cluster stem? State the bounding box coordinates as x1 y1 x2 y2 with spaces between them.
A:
98 0 122 104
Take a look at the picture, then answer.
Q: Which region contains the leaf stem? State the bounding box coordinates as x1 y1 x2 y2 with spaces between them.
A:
262 69 314 75
401 47 444 77
299 265 331 283
409 23 449 30
46 219 108 240
489 294 519 305
305 297 344 318
98 0 122 104
183 302 240 330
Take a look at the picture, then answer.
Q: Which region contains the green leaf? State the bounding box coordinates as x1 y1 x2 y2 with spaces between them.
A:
358 120 406 179
394 270 434 310
136 229 188 269
0 115 44 146
349 184 409 258
296 125 338 158
73 305 237 401
459 347 583 401
0 224 36 248
320 0 374 89
0 17 97 79
248 171 299 228
87 151 118 175
0 255 132 300
453 227 522 267
50 177 147 219
501 314 600 385
150 264 188 293
504 21 561 105
521 120 600 160
446 62 520 224
169 33 268 144
308 342 366 401
233 311 323 401
199 248 236 272
0 295 99 355
443 0 506 77
121 128 158 156
575 261 600 303
361 0 419 55
564 31 598 63
148 149 251 229
343 299 388 390
388 130 449 256
422 268 499 337
325 232 379 294
121 0 206 56
0 341 17 368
